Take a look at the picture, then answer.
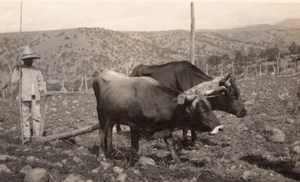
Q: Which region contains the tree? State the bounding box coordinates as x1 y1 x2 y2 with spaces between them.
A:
207 55 221 67
259 45 280 62
289 42 300 54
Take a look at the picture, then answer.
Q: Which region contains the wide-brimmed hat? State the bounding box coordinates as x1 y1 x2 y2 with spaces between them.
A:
21 45 41 60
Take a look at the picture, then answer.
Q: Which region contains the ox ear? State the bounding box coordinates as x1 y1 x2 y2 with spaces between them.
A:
204 86 227 97
177 93 197 105
232 75 238 81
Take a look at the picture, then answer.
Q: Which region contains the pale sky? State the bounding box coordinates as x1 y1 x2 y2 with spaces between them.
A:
1 0 300 33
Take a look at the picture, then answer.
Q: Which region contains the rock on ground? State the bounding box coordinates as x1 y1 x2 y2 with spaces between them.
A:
20 165 32 175
100 161 112 170
0 164 11 173
286 117 295 124
24 168 49 182
242 170 258 181
116 173 127 182
26 156 38 162
139 156 156 166
113 166 124 174
63 173 85 182
0 154 17 161
264 126 286 143
0 155 9 161
293 141 300 154
293 161 300 174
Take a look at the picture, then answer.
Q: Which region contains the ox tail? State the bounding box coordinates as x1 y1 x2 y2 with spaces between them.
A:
92 75 101 105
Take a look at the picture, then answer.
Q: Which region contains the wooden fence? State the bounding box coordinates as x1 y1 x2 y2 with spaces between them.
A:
206 59 300 79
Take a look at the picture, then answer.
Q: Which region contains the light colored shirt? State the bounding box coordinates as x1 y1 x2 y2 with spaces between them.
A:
11 66 46 101
31 81 35 95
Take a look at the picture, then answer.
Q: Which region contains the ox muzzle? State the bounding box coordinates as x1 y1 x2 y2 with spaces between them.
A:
210 125 224 135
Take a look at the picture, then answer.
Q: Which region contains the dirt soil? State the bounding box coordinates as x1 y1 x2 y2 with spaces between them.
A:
0 76 300 182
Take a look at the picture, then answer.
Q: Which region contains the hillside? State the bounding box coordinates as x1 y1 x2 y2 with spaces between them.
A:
125 25 300 59
0 28 185 83
276 18 300 28
1 20 300 85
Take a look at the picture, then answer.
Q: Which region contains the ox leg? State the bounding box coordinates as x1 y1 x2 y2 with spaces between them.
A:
98 128 106 160
182 128 189 146
116 124 122 133
2 90 5 100
191 130 197 142
129 127 140 166
97 112 107 160
164 134 181 164
106 121 114 157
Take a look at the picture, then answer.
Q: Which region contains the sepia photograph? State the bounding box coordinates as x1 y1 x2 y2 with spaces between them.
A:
0 0 300 181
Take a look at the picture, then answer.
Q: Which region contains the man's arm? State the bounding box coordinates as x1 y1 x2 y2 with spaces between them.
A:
37 70 46 93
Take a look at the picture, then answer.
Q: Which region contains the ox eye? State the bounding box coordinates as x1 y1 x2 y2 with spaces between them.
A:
227 88 237 99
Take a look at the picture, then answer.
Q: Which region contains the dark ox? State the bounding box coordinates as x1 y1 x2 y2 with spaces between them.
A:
93 69 223 165
130 61 247 142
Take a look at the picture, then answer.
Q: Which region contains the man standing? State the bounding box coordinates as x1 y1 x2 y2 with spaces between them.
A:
11 45 46 143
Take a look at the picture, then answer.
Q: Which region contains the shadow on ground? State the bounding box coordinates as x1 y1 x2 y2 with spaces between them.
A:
241 155 300 181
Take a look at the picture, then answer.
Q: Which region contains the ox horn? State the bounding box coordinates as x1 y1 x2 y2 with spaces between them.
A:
185 94 197 104
220 73 231 87
204 86 227 97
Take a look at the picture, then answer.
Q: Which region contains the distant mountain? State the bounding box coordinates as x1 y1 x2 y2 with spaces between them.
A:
1 20 300 86
276 18 300 28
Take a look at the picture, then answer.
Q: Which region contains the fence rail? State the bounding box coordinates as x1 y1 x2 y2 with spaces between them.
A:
206 60 300 79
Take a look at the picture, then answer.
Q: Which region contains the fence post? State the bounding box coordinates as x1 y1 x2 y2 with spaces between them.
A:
272 63 276 77
244 66 248 79
277 51 281 74
255 57 258 78
79 77 84 91
206 61 208 75
190 2 195 65
221 59 224 76
84 72 88 91
265 57 268 76
61 80 67 92
285 62 287 75
232 60 234 75
259 65 262 78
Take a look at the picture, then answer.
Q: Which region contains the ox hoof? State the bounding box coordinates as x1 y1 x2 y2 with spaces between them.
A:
98 153 107 162
128 157 138 167
182 140 195 148
97 157 107 162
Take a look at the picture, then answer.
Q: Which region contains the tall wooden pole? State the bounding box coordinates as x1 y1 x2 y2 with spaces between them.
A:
84 69 88 90
190 2 195 65
19 0 23 60
19 0 24 144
